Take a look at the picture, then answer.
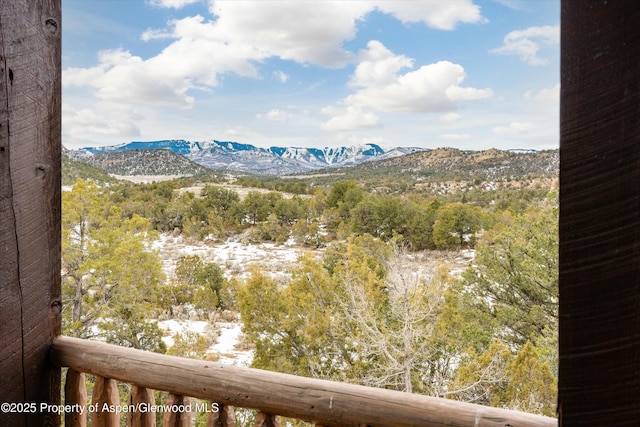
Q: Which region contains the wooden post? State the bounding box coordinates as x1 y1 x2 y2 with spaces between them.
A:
92 377 121 427
163 393 193 427
64 369 87 427
128 385 156 427
560 0 640 424
0 0 61 426
254 413 281 427
207 404 236 427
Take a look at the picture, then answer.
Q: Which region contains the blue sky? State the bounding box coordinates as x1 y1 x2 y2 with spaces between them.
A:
62 0 559 151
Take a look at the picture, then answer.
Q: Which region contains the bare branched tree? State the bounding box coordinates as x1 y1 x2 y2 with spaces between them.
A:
336 243 446 393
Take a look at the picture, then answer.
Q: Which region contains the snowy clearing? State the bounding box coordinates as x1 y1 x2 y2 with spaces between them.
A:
152 233 316 281
153 233 474 366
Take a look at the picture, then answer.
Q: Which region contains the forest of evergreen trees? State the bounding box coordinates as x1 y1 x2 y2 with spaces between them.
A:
62 175 558 423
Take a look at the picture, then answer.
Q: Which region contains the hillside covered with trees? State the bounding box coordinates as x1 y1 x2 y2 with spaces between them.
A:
61 163 558 422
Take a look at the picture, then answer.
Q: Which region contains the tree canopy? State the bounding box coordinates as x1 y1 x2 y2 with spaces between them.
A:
59 175 558 416
62 179 166 353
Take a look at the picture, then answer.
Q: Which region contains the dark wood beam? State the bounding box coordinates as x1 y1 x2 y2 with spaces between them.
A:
0 1 62 425
560 0 640 424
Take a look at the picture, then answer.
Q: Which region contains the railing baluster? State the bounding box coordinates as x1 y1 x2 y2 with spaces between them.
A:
254 412 281 427
64 369 87 427
163 393 193 427
128 384 156 427
92 376 121 427
207 403 236 427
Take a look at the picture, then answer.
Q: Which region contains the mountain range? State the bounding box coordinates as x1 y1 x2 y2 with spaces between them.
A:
73 140 419 175
66 139 558 183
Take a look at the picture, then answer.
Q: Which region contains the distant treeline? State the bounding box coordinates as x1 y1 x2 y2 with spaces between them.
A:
95 177 553 251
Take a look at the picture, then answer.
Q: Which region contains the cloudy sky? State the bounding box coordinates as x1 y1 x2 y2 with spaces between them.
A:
62 0 559 151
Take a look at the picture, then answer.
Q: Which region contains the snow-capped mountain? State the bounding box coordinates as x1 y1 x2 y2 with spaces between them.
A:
82 139 200 156
80 140 393 175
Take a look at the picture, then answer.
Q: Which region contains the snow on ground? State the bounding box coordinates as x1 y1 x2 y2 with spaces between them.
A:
158 318 210 348
152 232 472 284
176 183 305 201
152 233 474 366
110 174 185 183
152 234 309 366
158 318 253 366
400 248 476 280
152 233 312 281
212 322 253 366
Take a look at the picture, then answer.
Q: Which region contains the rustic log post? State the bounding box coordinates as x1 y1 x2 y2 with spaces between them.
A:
560 0 640 424
163 393 193 427
254 412 281 427
128 385 156 427
0 0 62 426
207 403 236 427
64 369 87 427
92 377 121 427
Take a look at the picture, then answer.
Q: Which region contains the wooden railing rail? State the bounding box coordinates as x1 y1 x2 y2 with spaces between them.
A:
50 336 556 427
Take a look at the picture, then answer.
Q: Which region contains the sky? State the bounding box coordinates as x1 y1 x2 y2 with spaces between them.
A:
61 0 559 151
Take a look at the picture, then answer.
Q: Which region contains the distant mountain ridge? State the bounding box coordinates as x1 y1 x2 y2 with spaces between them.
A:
71 139 557 179
68 146 211 177
336 146 559 182
79 140 394 175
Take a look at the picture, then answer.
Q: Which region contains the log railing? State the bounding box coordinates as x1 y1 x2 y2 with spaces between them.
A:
50 336 556 427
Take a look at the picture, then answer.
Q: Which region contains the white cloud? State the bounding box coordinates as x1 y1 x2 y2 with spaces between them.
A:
320 41 491 131
64 49 197 108
491 25 559 65
206 1 370 67
147 0 200 9
205 1 486 67
257 109 292 122
344 41 492 113
345 134 386 146
524 83 560 103
350 41 414 88
274 71 290 83
64 15 268 108
446 85 495 101
438 112 462 122
492 122 534 134
62 103 142 147
140 28 172 41
440 133 471 141
68 2 369 108
217 126 258 139
321 106 382 131
65 1 488 120
374 0 485 30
